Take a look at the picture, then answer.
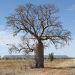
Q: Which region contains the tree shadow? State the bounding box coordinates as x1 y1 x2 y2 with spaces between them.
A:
46 66 75 70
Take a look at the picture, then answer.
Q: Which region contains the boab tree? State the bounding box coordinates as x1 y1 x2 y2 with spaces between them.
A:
6 3 71 68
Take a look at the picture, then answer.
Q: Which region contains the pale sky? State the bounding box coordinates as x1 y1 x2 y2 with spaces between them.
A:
0 0 75 57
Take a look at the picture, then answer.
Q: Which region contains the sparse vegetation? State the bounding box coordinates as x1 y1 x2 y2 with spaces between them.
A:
0 58 74 75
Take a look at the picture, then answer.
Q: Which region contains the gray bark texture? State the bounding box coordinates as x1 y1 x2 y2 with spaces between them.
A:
34 41 44 68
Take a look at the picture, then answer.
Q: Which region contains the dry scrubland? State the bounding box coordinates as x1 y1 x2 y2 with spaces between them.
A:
0 58 75 75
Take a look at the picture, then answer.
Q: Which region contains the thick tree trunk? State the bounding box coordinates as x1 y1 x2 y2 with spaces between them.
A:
34 41 44 68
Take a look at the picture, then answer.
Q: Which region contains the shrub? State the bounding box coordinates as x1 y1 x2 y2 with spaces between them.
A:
48 53 54 61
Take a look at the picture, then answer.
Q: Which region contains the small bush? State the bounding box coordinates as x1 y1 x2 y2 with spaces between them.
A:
48 53 54 61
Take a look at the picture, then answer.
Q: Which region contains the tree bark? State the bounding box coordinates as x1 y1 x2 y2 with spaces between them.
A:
34 41 44 68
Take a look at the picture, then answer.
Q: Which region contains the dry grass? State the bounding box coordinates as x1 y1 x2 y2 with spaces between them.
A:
0 58 75 75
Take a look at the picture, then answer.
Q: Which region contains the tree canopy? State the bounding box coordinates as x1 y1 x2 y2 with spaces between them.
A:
6 3 71 68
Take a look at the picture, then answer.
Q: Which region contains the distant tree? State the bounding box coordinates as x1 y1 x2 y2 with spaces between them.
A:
6 3 71 68
48 53 54 61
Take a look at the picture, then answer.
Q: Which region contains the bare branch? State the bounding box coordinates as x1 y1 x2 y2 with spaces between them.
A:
6 3 71 49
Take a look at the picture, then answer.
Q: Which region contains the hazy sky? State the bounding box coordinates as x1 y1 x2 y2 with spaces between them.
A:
0 0 75 57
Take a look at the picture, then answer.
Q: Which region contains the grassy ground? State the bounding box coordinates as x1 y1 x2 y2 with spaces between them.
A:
0 58 75 75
